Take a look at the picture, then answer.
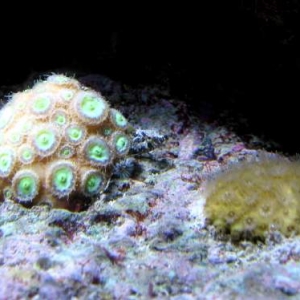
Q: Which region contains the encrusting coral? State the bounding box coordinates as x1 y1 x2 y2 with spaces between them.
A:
203 155 300 241
0 74 131 210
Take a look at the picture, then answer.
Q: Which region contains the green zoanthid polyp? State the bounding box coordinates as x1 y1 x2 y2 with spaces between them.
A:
83 136 112 166
58 145 75 159
51 110 68 127
81 169 105 197
31 94 53 116
12 170 39 202
110 109 128 129
75 91 109 124
111 132 130 156
0 147 15 177
32 127 59 156
18 145 35 164
65 124 86 145
48 161 76 198
0 74 132 210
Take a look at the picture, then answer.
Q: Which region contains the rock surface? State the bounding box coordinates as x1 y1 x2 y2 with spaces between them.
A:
0 74 300 299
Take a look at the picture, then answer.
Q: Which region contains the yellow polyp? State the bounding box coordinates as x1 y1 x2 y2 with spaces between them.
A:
203 156 300 241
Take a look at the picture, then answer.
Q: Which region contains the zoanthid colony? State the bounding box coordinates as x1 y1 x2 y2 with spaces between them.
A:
0 74 131 210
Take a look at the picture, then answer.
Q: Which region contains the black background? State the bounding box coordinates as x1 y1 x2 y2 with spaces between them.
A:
0 2 299 153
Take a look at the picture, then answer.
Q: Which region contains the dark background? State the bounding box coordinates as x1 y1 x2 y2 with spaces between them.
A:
0 1 299 153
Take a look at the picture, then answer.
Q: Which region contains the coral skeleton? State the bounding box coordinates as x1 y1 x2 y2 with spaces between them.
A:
0 74 131 210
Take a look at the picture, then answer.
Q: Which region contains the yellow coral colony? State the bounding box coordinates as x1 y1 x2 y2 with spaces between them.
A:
203 157 300 240
0 75 131 210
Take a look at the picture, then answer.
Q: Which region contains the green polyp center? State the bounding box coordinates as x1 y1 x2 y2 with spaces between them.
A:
21 148 33 161
63 149 70 156
54 113 67 126
59 146 73 158
85 173 103 195
80 95 106 119
53 167 73 192
17 176 36 199
115 112 127 127
35 129 56 152
68 126 83 142
0 150 13 175
61 90 74 101
116 136 128 153
0 155 9 168
4 187 12 200
88 142 109 163
9 133 21 144
103 128 112 136
32 97 51 113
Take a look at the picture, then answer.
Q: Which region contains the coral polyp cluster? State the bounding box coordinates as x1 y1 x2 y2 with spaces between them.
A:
203 156 300 241
0 74 131 210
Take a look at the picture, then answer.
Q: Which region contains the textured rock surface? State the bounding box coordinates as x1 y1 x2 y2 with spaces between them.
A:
1 74 300 299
